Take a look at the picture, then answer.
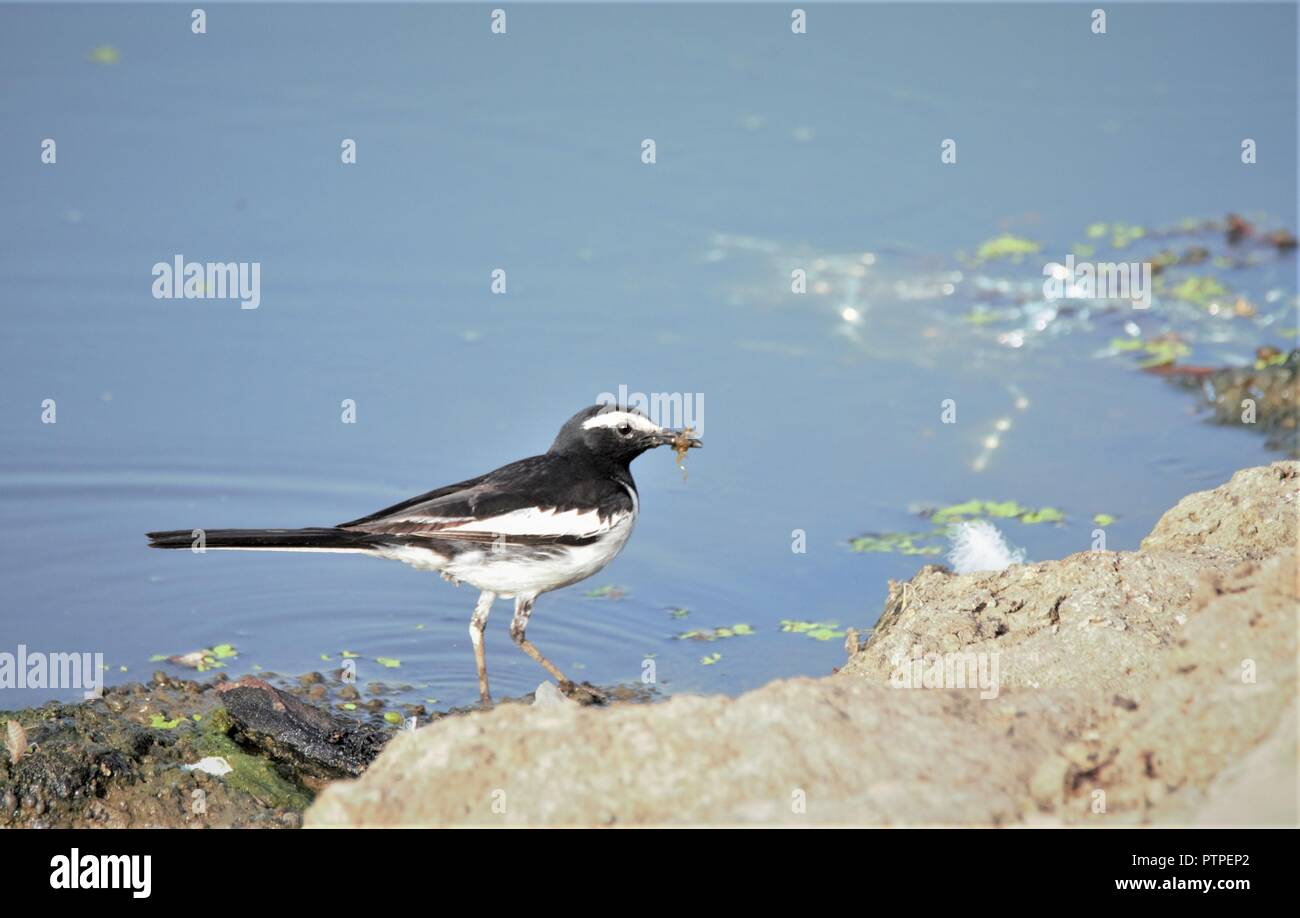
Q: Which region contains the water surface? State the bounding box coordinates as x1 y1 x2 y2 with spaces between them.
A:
1 3 1295 710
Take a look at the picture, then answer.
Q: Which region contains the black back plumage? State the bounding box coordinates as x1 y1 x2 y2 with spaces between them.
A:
150 406 646 552
338 453 634 538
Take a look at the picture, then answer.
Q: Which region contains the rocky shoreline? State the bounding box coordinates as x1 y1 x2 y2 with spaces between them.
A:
4 463 1296 827
306 461 1298 827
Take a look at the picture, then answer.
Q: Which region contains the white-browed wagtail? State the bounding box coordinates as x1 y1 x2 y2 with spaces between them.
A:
148 404 701 705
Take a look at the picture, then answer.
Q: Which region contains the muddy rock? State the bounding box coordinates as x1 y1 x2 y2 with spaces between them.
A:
306 462 1298 827
308 678 1072 826
0 665 417 827
0 676 309 828
1090 552 1297 824
1140 460 1299 560
841 550 1205 695
1164 351 1299 457
216 677 390 782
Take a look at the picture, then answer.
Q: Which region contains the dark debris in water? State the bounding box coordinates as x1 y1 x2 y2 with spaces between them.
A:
1159 349 1299 457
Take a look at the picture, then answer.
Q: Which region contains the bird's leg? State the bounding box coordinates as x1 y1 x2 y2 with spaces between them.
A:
508 596 567 683
509 596 607 705
469 590 495 707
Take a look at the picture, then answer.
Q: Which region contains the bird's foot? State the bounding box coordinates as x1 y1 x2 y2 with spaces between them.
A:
558 680 608 706
441 571 460 586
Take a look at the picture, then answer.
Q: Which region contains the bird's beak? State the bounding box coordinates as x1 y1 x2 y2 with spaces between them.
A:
651 429 703 449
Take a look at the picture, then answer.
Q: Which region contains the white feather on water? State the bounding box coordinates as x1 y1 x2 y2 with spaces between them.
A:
947 520 1025 574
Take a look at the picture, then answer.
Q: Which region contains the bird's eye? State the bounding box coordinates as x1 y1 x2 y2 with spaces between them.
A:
617 423 634 438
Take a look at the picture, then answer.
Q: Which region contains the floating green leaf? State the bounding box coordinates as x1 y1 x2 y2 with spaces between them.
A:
149 714 181 730
780 619 847 641
1170 276 1228 307
676 624 756 642
1136 339 1190 368
983 500 1027 519
961 308 1000 326
383 711 403 725
1109 223 1146 249
975 234 1041 262
584 584 625 600
1020 507 1065 525
163 648 230 672
930 500 988 523
668 607 690 619
1093 513 1116 527
376 657 401 669
210 643 238 659
700 653 722 665
926 500 1065 526
849 531 945 555
1111 334 1191 368
88 45 120 65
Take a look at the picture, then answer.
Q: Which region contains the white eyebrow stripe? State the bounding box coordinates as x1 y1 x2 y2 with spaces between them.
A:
581 410 662 434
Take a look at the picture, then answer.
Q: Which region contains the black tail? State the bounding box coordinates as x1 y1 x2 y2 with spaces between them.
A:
146 527 383 551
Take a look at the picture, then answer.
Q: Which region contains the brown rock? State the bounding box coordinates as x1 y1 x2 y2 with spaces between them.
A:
1140 461 1299 560
304 463 1298 827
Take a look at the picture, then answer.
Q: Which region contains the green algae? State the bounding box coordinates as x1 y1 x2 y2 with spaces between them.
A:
676 624 756 642
975 234 1041 262
849 531 945 555
198 711 312 811
780 619 847 641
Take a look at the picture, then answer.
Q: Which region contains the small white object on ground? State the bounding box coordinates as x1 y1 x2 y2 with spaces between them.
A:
182 756 233 776
6 720 28 764
947 520 1025 574
533 681 575 708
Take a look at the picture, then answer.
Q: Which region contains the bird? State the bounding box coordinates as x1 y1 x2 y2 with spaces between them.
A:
147 404 701 706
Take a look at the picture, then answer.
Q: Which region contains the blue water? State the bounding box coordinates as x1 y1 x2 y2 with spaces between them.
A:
1 3 1295 710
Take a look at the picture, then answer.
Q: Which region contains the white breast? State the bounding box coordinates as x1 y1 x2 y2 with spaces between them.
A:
444 501 637 599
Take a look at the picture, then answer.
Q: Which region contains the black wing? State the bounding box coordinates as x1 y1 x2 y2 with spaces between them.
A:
338 454 634 543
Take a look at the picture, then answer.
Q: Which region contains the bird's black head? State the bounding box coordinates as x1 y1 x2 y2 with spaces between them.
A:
549 404 700 467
